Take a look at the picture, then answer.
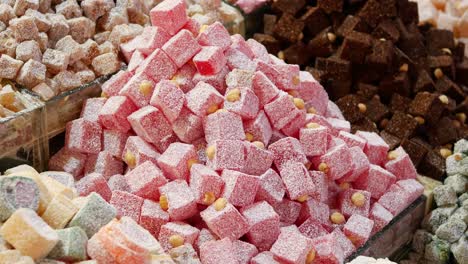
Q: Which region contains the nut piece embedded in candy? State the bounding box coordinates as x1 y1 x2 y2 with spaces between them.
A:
226 88 241 102
327 32 336 43
434 68 444 79
203 192 216 205
214 198 227 211
330 212 345 224
399 63 408 72
358 103 367 113
206 146 216 160
318 162 329 173
438 94 449 104
387 151 398 160
454 153 463 161
306 122 320 129
252 141 265 149
297 195 309 202
307 107 317 114
340 182 351 190
187 158 198 170
124 151 136 168
139 81 153 96
293 98 305 109
160 195 169 211
439 148 452 159
456 113 466 124
414 116 425 125
169 234 185 248
245 132 254 142
351 192 366 207
441 48 452 55
207 104 219 114
306 249 316 264
292 75 300 86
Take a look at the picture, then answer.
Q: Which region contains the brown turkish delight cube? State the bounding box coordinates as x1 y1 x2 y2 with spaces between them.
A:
408 92 445 125
97 7 129 32
263 14 277 35
379 71 411 102
351 117 379 133
389 93 411 114
456 58 468 86
427 117 460 146
315 56 352 81
427 55 455 79
338 31 373 63
356 83 379 100
301 7 330 37
42 48 70 74
81 39 100 65
273 13 305 43
91 53 120 76
397 0 418 24
271 0 305 15
16 59 46 88
55 0 82 19
425 29 455 56
365 97 389 122
283 42 310 66
414 69 435 93
380 130 401 150
336 15 369 38
317 0 343 14
55 35 84 64
10 16 39 42
67 17 95 44
365 40 394 74
336 94 365 122
384 111 418 138
253 33 280 55
13 0 39 16
25 9 50 32
53 70 81 92
81 0 115 21
16 40 42 62
435 76 465 103
0 54 23 79
401 137 428 167
372 20 400 43
357 0 383 28
419 150 445 180
46 14 70 44
307 27 335 58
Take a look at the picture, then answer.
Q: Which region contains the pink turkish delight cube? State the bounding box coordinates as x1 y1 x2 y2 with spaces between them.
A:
377 184 411 216
281 110 307 137
264 92 302 130
338 131 366 150
272 199 302 225
193 46 227 75
242 141 274 176
251 251 281 264
75 172 112 201
298 199 330 225
305 114 332 129
198 22 232 50
255 169 285 204
172 107 204 143
84 151 123 179
150 80 185 123
127 105 173 150
271 64 301 91
194 228 217 254
311 234 345 264
125 161 168 200
136 26 171 56
139 199 169 238
48 148 87 178
109 190 144 221
299 71 328 115
221 169 259 207
101 70 133 97
354 165 396 199
356 131 390 165
102 129 129 158
316 144 353 180
127 50 145 73
162 29 201 67
310 171 328 203
369 202 393 234
331 228 355 258
252 71 280 108
119 71 155 108
327 136 346 150
225 47 256 71
396 179 424 203
122 136 160 168
157 142 197 181
65 118 102 154
230 34 255 59
298 218 329 240
182 17 200 36
327 118 351 136
299 125 328 157
243 110 273 146
385 146 417 180
338 146 370 183
159 180 198 221
224 87 259 119
280 161 315 201
189 163 225 204
150 0 188 36
326 101 345 120
80 98 107 122
137 48 177 83
241 201 280 251
268 137 307 170
99 95 137 133
185 81 224 117
233 240 258 264
108 174 130 192
343 214 374 247
205 137 246 169
172 63 197 93
270 225 313 264
120 36 141 62
338 189 371 218
158 222 200 251
200 201 249 240
200 238 238 264
247 39 270 62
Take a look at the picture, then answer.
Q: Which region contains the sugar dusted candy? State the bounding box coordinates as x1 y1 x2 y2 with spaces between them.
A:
110 190 144 222
169 244 201 264
251 251 281 264
102 129 129 159
41 194 79 229
122 136 161 168
162 29 201 68
224 87 259 119
221 169 259 207
0 208 58 260
265 92 303 130
150 0 187 36
172 107 204 143
159 180 197 221
139 199 169 238
198 22 232 51
157 143 197 181
0 54 24 79
193 46 226 75
396 179 424 203
200 198 249 240
0 176 39 222
338 189 371 218
206 140 246 171
343 214 374 247
119 71 156 108
385 146 418 180
315 143 353 180
255 169 285 204
127 161 166 198
137 48 177 84
99 95 137 133
298 217 328 240
242 141 274 176
200 238 238 264
268 137 307 170
75 173 112 201
193 65 229 94
272 198 302 225
232 240 257 264
189 164 224 205
47 227 87 262
150 80 185 123
356 130 390 166
84 151 123 179
241 201 280 251
338 146 370 183
158 222 200 251
300 123 328 157
310 233 345 264
298 199 330 225
204 110 245 144
280 161 315 201
101 70 133 97
270 225 313 264
68 192 116 237
354 165 396 199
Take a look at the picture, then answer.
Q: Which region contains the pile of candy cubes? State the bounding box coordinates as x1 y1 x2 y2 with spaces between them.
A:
0 0 425 263
401 139 467 264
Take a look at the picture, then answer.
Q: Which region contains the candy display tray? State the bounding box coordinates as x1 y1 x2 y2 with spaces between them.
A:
0 72 117 172
346 195 427 262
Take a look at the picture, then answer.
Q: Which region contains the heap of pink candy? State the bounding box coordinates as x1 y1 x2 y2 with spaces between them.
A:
49 0 424 263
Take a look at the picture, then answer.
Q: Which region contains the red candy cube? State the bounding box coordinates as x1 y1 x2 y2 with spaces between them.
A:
206 140 246 171
396 179 424 203
377 183 412 216
281 110 307 137
298 199 330 225
162 29 201 68
338 146 370 183
137 48 177 83
204 111 245 144
252 71 280 108
327 118 351 136
268 137 307 170
233 240 258 264
159 180 198 221
338 131 367 150
251 252 281 264
200 238 238 264
310 234 345 264
125 161 168 200
385 146 418 180
48 148 87 178
356 131 390 166
241 201 280 251
102 129 129 158
119 71 156 108
185 81 224 117
108 174 130 192
136 26 171 56
221 169 259 207
225 47 256 71
264 92 302 130
316 144 353 180
255 169 285 204
189 164 225 205
242 141 274 176
172 63 197 93
243 110 273 146
230 34 255 59
65 118 102 154
310 171 329 203
99 96 137 133
197 22 232 51
75 172 112 201
280 161 315 201
139 199 169 238
150 0 188 36
331 228 355 258
298 218 328 240
369 202 393 234
193 46 227 75
158 222 200 251
200 201 249 240
109 190 144 222
101 70 133 97
247 39 270 62
224 87 259 119
272 199 302 225
270 226 313 264
343 214 374 247
122 136 160 168
80 98 106 122
150 80 185 123
354 165 396 199
84 151 124 180
193 66 229 94
338 189 371 218
172 107 204 143
157 142 197 181
299 125 328 157
299 71 328 115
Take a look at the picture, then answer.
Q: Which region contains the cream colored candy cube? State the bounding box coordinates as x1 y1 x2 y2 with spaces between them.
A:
3 165 38 175
0 208 58 260
0 236 11 251
0 250 21 264
39 173 76 199
151 254 176 264
41 194 79 229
